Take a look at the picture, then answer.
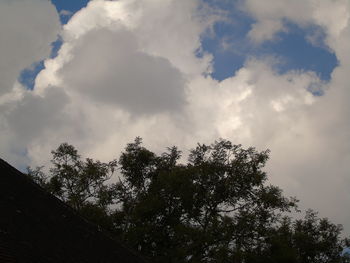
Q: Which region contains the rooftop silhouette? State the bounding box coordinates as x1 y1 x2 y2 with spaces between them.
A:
0 158 146 263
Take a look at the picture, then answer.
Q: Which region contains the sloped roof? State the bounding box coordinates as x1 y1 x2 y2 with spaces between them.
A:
0 158 146 263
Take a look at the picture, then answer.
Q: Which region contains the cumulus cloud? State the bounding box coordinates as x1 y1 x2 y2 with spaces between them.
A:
60 28 186 114
0 0 60 167
0 0 60 96
240 0 350 231
243 0 350 48
5 87 69 143
1 0 350 234
2 0 222 166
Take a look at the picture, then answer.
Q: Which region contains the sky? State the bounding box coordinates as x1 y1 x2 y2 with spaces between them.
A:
0 0 349 235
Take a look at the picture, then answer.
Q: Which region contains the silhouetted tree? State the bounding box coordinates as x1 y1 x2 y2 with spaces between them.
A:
28 138 347 263
28 143 118 230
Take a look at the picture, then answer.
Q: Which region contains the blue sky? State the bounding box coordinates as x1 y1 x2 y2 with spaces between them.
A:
18 0 88 90
55 0 338 83
19 0 338 90
202 21 338 81
52 0 90 24
19 37 62 90
201 1 338 81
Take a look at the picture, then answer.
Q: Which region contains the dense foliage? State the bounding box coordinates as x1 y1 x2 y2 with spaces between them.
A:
28 138 348 263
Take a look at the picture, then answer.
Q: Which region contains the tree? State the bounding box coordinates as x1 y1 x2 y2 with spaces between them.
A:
254 211 345 263
292 210 343 263
28 138 347 263
28 143 118 230
111 138 297 262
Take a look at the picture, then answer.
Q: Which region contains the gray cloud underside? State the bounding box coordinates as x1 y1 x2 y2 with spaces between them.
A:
60 28 186 114
0 0 60 96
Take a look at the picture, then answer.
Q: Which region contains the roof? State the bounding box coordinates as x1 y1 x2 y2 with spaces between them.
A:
0 158 146 263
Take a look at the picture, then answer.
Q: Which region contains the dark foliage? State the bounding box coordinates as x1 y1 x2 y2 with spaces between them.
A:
28 138 348 263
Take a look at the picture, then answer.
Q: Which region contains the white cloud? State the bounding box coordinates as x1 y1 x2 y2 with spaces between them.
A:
0 0 60 96
243 0 350 46
0 0 60 167
240 0 350 231
1 0 350 235
4 0 223 166
60 27 187 114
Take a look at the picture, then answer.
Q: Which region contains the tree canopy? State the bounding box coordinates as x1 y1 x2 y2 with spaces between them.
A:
28 138 349 263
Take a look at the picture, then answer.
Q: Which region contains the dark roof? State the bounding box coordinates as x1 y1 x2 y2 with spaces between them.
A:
0 158 146 263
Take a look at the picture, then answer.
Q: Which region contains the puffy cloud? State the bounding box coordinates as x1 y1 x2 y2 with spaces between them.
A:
1 0 350 234
243 0 350 47
0 86 70 168
5 87 69 143
240 0 350 231
0 0 60 96
60 28 186 114
0 0 60 167
3 0 222 167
